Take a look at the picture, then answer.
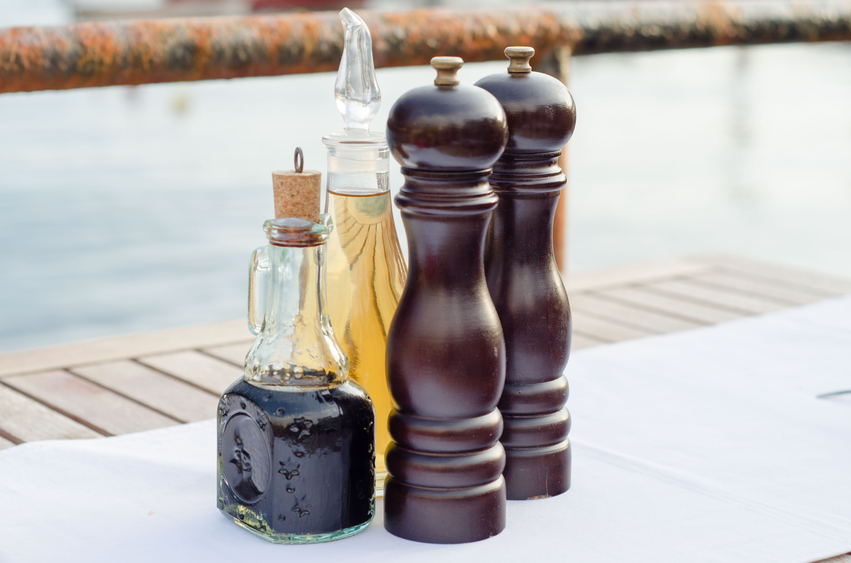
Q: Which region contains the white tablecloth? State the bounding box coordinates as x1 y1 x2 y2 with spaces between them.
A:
2 296 851 563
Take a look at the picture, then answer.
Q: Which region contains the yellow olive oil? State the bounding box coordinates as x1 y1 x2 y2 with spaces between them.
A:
324 188 407 490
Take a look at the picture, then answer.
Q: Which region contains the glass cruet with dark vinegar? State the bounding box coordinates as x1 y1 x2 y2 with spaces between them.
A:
322 8 407 491
216 217 375 543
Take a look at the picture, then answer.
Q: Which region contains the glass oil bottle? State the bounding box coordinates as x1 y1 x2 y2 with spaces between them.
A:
322 8 407 490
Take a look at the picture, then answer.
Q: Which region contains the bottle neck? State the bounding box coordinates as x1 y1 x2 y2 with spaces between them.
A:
245 243 348 388
323 135 390 196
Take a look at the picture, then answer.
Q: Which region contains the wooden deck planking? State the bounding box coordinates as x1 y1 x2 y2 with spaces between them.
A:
137 350 243 395
570 293 702 335
696 254 851 296
0 436 15 450
71 360 220 423
0 384 102 442
201 341 254 366
3 370 178 436
565 258 713 292
0 254 848 449
570 333 607 350
645 279 791 316
570 311 654 343
0 319 251 379
685 271 826 306
591 285 747 325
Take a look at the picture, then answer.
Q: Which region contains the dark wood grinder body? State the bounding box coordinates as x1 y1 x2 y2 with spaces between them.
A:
384 57 510 544
475 47 577 501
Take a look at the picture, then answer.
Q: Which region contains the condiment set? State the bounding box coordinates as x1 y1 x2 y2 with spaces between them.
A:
216 8 576 545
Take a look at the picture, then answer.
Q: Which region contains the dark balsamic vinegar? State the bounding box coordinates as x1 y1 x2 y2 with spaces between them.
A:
217 377 375 543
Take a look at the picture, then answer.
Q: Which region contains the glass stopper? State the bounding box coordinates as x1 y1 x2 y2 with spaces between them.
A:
334 8 380 133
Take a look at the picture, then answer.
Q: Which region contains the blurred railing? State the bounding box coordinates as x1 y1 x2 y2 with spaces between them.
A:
2 0 850 268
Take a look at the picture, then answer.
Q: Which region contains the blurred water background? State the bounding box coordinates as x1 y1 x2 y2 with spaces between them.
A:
1 0 850 352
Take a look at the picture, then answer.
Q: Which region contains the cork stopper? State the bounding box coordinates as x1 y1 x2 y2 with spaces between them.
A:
505 46 534 74
432 56 463 86
272 147 321 223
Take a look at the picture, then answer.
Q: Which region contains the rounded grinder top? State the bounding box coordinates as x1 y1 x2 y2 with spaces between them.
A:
474 47 576 154
386 57 508 172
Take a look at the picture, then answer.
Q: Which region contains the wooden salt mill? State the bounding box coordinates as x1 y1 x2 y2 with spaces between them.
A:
383 57 509 544
475 46 576 500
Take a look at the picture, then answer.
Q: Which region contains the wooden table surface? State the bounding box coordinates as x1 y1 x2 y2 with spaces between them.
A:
0 253 849 562
2 252 850 446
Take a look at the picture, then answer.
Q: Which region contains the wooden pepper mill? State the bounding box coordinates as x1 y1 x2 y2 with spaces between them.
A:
383 56 509 544
475 46 576 500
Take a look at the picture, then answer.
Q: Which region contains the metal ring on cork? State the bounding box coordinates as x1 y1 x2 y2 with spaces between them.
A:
294 146 304 173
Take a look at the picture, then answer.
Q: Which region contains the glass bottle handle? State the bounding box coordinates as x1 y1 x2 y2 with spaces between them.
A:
248 246 270 335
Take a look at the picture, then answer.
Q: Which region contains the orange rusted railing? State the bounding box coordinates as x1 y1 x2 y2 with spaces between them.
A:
2 1 850 93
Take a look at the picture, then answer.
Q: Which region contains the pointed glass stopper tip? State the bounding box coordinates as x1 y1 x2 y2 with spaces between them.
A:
335 8 380 134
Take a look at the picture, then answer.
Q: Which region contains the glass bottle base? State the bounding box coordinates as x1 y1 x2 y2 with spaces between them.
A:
220 502 374 544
